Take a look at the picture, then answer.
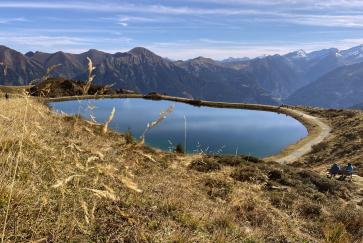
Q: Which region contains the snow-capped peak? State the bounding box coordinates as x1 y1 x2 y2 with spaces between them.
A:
285 49 307 59
341 44 363 57
296 49 307 57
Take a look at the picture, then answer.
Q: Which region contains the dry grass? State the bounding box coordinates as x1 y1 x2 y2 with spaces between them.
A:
295 107 363 176
140 104 174 143
0 97 362 242
0 85 32 96
82 57 95 95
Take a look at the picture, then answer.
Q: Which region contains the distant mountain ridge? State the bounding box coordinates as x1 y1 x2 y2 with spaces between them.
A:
286 62 363 108
2 44 363 107
0 45 275 104
221 45 363 100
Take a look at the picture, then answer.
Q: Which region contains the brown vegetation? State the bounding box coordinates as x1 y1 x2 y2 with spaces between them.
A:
295 107 363 177
0 95 362 241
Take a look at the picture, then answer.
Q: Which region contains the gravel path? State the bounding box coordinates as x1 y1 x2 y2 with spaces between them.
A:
274 109 332 164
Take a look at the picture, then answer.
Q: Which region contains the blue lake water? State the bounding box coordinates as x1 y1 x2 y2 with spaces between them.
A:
50 98 308 157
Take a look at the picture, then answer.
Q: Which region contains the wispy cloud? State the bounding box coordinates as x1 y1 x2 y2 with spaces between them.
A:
182 0 363 8
1 1 363 28
0 17 26 24
0 35 89 46
0 1 262 15
0 33 132 53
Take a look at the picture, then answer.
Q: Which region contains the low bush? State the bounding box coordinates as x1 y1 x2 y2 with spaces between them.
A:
233 198 273 227
332 204 363 239
241 155 262 164
215 155 245 167
298 201 321 218
189 158 221 172
231 166 267 183
311 142 328 153
268 191 296 209
268 169 282 180
175 144 184 154
124 128 134 144
204 178 232 200
297 170 341 193
206 216 235 232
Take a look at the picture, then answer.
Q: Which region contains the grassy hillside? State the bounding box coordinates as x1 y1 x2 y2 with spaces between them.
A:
0 96 362 242
295 107 363 177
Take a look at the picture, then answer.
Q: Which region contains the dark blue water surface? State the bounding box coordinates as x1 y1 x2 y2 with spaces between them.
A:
50 98 308 157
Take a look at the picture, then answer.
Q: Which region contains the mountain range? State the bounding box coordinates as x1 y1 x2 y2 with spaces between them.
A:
1 44 363 107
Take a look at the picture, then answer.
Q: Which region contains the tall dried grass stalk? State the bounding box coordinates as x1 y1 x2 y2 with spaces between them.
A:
85 187 118 201
82 57 95 95
120 176 142 193
102 107 116 134
29 64 62 86
140 105 174 143
51 174 84 189
44 64 62 81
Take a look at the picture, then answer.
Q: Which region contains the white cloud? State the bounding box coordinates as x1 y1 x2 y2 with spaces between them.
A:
0 35 90 46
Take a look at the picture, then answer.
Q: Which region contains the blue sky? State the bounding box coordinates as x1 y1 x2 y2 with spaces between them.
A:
1 0 363 59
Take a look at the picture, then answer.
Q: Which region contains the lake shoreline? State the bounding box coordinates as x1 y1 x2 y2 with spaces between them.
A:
46 94 329 163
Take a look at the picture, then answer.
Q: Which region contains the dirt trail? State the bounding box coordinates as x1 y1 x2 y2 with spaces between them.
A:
273 109 332 164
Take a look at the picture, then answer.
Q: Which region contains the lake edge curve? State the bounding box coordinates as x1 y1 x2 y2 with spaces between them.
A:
46 94 327 162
